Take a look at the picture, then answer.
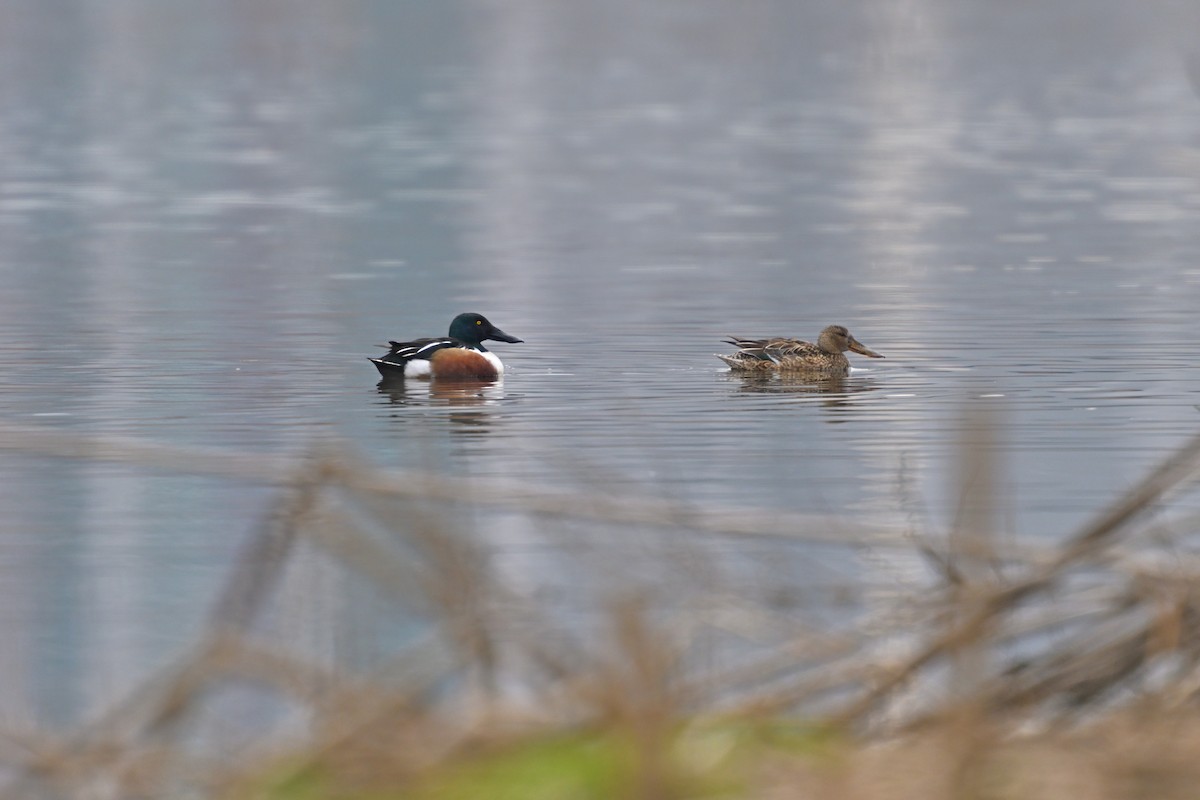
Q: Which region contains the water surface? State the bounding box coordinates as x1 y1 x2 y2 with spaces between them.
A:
2 0 1200 726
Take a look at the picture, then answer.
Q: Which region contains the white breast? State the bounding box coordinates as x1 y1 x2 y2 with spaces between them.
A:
481 350 505 375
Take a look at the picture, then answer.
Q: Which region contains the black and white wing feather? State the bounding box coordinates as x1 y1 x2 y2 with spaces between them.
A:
379 337 460 364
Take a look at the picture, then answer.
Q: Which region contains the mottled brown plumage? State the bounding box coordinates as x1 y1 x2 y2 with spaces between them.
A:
717 324 884 375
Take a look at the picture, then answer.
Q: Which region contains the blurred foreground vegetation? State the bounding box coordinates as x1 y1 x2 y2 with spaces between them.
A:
3 419 1200 799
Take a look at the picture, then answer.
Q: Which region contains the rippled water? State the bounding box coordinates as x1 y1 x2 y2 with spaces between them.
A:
3 0 1200 724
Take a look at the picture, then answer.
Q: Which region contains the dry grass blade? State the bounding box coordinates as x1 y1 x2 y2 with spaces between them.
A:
0 421 930 551
209 457 332 631
5 418 1200 797
833 430 1200 727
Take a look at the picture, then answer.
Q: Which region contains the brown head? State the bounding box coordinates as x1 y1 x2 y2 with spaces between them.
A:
816 325 884 359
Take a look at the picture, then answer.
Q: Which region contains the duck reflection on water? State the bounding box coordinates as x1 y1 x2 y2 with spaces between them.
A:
376 377 507 431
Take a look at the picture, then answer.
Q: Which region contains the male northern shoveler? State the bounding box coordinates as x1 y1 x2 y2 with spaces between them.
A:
717 324 884 375
370 312 523 381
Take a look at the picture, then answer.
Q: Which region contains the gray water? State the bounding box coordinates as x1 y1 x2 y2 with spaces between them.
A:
3 0 1200 725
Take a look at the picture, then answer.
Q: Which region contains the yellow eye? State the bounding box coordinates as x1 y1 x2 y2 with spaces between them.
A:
476 320 482 325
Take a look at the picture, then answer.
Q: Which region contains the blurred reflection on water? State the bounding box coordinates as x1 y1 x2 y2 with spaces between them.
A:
2 0 1200 724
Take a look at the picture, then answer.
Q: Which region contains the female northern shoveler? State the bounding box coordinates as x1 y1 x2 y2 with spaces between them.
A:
717 324 884 376
370 312 523 381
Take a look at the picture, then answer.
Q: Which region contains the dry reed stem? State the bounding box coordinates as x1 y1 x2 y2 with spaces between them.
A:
209 457 329 631
0 636 227 799
0 421 991 553
4 420 1200 796
833 430 1200 728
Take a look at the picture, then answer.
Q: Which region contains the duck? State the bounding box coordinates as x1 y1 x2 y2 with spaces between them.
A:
717 324 883 375
370 312 523 380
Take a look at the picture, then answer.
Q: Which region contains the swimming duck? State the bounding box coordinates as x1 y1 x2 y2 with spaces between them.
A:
717 324 884 375
370 312 522 380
